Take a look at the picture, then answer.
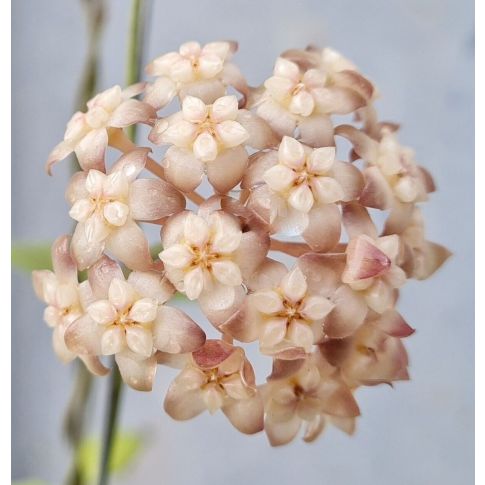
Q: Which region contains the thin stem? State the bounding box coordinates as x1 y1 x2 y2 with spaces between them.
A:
98 366 123 485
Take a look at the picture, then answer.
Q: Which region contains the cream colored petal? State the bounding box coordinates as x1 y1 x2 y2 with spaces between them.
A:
300 295 334 321
278 136 305 169
365 280 394 313
108 278 137 312
252 290 284 314
164 147 204 193
179 41 201 56
311 176 345 204
127 271 175 304
265 414 301 446
125 325 153 357
211 260 242 287
210 95 239 122
273 57 300 81
184 266 206 300
129 297 158 323
209 212 242 254
103 201 129 227
69 199 94 222
101 326 125 355
260 318 288 348
308 146 336 174
202 385 225 413
164 371 207 419
74 129 107 172
193 131 218 161
64 314 104 355
162 120 198 147
222 394 264 435
198 53 224 79
263 164 297 192
264 76 294 101
287 320 314 352
288 184 314 213
85 169 105 196
102 170 129 199
143 76 177 110
115 350 157 391
87 255 124 300
87 300 117 325
184 212 209 247
182 95 208 123
159 244 194 269
84 213 110 244
256 98 297 137
289 90 315 117
71 222 105 270
170 58 194 83
215 120 249 148
280 267 307 303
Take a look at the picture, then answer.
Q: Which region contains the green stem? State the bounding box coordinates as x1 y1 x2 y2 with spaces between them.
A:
98 366 123 485
97 2 149 484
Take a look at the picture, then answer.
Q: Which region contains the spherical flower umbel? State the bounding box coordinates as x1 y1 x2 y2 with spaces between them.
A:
35 41 449 446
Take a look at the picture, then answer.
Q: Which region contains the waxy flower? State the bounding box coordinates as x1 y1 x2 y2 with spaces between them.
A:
67 148 185 270
65 256 205 391
46 84 156 174
159 208 268 312
244 136 362 252
262 357 359 446
164 340 264 434
145 41 247 109
222 266 334 359
319 312 414 387
150 95 275 193
336 125 435 209
32 236 109 376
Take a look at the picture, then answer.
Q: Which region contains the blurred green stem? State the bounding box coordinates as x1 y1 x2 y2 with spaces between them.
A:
64 2 106 485
97 2 149 484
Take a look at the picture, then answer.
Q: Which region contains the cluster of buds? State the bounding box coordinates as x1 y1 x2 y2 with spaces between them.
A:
33 42 449 446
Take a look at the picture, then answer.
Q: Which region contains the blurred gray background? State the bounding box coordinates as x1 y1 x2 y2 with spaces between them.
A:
12 0 474 484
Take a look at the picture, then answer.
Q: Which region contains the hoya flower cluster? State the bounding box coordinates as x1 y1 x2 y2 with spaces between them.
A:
33 42 449 446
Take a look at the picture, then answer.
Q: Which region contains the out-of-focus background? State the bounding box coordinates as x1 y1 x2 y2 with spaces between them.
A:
12 0 474 484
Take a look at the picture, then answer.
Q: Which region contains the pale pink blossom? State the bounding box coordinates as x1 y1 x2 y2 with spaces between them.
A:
243 136 362 251
262 356 359 446
32 236 109 376
159 208 268 314
64 256 205 391
222 266 334 359
145 41 247 109
164 340 263 434
46 84 156 174
149 95 275 193
66 148 185 270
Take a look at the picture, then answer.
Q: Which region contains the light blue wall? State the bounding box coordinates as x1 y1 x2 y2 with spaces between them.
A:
12 1 474 483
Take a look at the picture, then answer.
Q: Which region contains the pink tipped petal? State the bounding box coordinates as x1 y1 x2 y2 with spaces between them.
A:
372 310 415 337
317 379 360 417
64 314 104 355
115 350 157 391
109 99 156 127
236 110 279 149
324 285 368 338
153 306 206 353
106 220 153 271
359 166 394 210
51 235 77 284
222 394 264 434
80 355 110 376
334 125 379 161
219 294 261 342
342 203 378 240
242 150 279 189
164 373 207 420
266 414 302 446
302 204 341 253
414 242 452 280
192 340 235 369
110 147 150 181
200 284 246 328
343 236 391 282
71 222 105 271
233 229 270 281
129 178 185 221
179 79 226 105
313 86 366 114
127 271 175 303
207 146 248 193
331 161 365 202
125 325 153 357
331 70 374 100
66 171 89 205
246 258 288 291
74 128 108 172
88 255 124 300
298 115 334 148
257 99 297 137
46 140 75 175
164 147 204 192
144 77 177 110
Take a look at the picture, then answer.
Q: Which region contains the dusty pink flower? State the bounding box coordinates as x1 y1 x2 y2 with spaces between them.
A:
262 356 359 446
222 265 334 359
164 340 263 434
66 148 185 270
243 136 362 251
46 84 156 174
145 41 247 109
149 95 275 193
32 236 109 376
64 256 205 391
159 208 268 313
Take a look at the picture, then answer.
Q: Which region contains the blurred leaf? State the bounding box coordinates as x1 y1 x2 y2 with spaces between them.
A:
77 431 143 483
11 244 52 272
